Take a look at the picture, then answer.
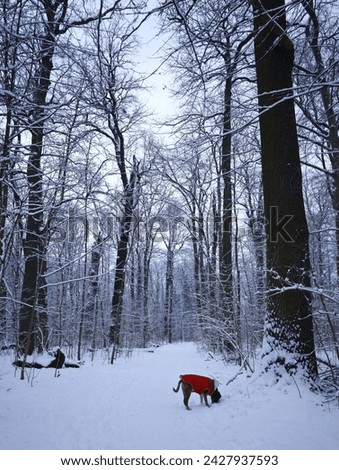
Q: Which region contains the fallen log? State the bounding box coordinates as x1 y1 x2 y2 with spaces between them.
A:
13 359 44 369
13 347 72 370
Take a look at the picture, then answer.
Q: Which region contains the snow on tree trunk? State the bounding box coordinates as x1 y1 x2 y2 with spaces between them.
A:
252 0 318 381
19 2 58 355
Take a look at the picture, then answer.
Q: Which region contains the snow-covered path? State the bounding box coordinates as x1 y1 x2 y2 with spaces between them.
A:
0 342 338 449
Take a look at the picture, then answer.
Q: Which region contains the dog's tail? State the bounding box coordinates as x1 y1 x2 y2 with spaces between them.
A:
173 379 182 393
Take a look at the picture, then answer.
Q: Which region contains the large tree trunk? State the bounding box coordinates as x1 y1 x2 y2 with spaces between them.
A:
252 0 317 381
19 6 58 355
110 196 133 349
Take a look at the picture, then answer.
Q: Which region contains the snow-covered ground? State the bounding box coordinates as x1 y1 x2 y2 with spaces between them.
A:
0 342 338 450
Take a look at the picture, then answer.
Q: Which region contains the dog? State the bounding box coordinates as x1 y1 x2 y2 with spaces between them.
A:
173 374 221 410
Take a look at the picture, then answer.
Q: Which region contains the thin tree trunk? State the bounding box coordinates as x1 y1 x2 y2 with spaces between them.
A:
165 243 174 343
0 0 25 335
300 0 339 278
110 161 139 359
220 74 234 344
191 206 203 327
142 234 153 348
89 234 103 355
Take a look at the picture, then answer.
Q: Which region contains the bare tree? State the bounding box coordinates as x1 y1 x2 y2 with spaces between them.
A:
159 0 256 354
15 0 129 357
71 9 146 359
294 0 339 276
0 0 26 342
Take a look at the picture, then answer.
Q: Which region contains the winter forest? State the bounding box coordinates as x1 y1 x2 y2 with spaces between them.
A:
0 0 339 398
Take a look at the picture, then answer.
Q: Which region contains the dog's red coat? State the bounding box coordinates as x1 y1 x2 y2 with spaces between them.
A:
180 374 214 395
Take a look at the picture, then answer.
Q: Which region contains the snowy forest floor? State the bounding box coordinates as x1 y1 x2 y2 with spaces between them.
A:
0 342 338 450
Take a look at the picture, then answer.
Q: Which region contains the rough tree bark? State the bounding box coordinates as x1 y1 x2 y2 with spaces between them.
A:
220 71 234 350
110 158 139 360
19 0 64 355
89 234 103 354
17 0 123 357
252 0 318 381
164 233 175 344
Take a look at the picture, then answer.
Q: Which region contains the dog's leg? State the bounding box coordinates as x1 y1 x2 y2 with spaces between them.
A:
182 383 192 410
202 390 210 407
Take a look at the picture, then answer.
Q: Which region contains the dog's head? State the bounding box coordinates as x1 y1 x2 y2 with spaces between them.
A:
211 388 221 403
